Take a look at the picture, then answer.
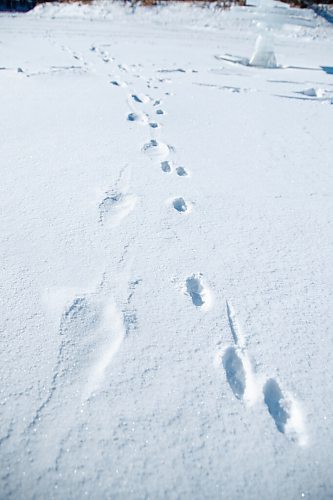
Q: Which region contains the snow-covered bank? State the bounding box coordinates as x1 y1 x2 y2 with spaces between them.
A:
0 1 332 498
29 0 324 33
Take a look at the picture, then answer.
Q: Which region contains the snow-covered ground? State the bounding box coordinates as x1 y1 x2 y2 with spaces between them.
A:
0 1 332 498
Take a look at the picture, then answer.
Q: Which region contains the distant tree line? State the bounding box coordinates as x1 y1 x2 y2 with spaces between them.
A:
0 0 332 12
0 0 35 10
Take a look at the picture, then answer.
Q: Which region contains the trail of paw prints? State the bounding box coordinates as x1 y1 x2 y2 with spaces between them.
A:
89 44 131 88
90 44 114 64
127 93 150 125
125 91 172 155
60 44 90 71
160 160 189 177
215 301 307 445
124 74 191 218
127 93 168 128
134 85 191 212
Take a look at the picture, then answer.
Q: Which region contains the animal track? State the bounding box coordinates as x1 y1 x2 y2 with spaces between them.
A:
156 109 165 115
185 274 211 309
220 302 258 406
132 93 150 104
143 139 169 158
176 166 188 177
263 379 289 433
161 160 172 173
99 190 137 227
222 346 246 400
149 122 160 129
220 303 307 441
111 80 127 88
127 112 148 124
118 63 130 72
173 197 188 213
90 45 115 64
263 379 307 445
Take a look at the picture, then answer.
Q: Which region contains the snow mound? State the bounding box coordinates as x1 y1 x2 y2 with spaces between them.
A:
301 87 327 98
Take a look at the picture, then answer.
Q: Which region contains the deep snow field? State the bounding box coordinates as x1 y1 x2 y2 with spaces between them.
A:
0 0 333 498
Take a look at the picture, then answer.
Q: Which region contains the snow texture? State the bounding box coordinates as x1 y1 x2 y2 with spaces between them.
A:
0 0 333 498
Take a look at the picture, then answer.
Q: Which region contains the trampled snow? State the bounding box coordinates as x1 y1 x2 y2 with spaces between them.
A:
0 0 333 498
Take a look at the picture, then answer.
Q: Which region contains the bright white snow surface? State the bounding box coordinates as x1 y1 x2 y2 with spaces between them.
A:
0 0 333 498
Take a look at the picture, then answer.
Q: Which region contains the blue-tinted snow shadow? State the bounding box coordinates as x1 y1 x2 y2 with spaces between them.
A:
321 66 333 75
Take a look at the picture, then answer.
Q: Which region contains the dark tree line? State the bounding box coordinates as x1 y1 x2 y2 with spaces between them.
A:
0 0 332 12
0 0 36 10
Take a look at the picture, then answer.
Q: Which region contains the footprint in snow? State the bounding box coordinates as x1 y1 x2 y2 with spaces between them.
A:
161 160 172 173
118 63 130 72
263 378 307 445
185 274 211 309
111 80 127 88
263 379 289 433
60 293 126 400
127 112 148 124
156 109 165 115
143 139 169 158
222 346 246 400
26 285 129 461
176 166 188 177
132 93 150 104
99 190 137 227
219 301 259 406
173 197 188 213
220 301 307 432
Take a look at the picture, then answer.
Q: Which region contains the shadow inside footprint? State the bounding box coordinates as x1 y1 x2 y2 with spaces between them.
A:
222 346 245 400
186 275 204 306
173 197 187 213
176 166 188 177
263 378 289 433
161 161 172 173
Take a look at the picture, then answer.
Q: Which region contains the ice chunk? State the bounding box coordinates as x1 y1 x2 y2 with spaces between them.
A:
249 34 277 69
